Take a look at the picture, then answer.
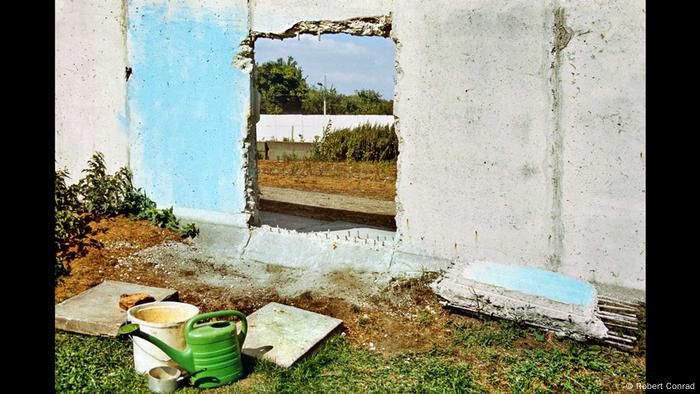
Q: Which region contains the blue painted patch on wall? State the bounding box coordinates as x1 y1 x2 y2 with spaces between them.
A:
126 1 249 214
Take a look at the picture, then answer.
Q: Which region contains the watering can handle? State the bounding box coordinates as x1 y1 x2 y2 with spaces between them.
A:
185 310 247 345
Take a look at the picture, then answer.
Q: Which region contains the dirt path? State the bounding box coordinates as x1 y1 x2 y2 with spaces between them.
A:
260 186 396 228
260 186 395 216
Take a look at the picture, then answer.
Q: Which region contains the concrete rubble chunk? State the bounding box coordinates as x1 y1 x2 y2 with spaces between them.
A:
241 302 343 368
431 260 608 341
55 280 178 337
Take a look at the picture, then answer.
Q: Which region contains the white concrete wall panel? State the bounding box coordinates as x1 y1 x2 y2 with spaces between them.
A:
55 0 129 179
256 114 394 141
558 0 646 290
393 0 554 271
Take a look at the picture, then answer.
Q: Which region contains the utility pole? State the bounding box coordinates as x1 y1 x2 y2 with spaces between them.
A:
323 75 327 116
317 75 328 116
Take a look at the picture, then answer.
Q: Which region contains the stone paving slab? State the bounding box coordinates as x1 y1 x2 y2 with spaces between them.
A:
55 280 178 337
431 260 607 340
241 302 343 368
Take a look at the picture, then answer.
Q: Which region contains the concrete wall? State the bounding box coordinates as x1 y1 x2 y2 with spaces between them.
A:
55 0 645 293
557 0 645 289
55 0 129 180
249 0 393 33
256 141 314 161
393 0 554 277
390 0 645 292
256 114 395 142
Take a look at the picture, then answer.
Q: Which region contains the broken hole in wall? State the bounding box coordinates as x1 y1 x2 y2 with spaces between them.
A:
250 32 398 238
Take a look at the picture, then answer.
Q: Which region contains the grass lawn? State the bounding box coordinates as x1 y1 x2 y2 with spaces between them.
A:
55 318 645 393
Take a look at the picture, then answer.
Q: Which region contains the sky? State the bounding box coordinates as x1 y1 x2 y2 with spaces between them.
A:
254 33 396 100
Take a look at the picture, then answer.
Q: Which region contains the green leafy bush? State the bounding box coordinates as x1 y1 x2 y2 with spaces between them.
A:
55 152 199 282
55 169 89 282
178 223 200 238
77 153 126 216
310 122 398 162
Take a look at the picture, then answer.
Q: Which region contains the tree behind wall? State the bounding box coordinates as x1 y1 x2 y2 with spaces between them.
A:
255 57 393 115
343 89 393 115
301 86 344 114
255 57 309 114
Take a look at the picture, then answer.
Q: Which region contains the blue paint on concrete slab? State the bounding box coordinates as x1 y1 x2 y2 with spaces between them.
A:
464 261 595 306
127 1 249 213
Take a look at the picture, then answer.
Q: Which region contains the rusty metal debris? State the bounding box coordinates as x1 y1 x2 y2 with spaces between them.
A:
597 296 641 351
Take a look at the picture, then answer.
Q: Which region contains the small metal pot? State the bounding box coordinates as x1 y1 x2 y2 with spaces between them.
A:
147 366 182 394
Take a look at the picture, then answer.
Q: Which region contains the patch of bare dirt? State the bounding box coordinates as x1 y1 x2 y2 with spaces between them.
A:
257 160 396 201
55 216 472 357
55 216 182 303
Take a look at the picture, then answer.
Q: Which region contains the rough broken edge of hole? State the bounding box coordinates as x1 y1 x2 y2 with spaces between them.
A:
234 15 401 242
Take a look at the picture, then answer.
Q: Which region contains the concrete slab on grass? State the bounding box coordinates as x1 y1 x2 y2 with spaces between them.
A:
241 302 343 368
55 280 178 337
431 260 608 340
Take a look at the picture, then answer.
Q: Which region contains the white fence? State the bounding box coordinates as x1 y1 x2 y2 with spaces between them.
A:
255 114 394 142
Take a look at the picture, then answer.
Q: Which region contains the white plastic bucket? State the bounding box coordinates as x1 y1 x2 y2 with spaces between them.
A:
126 301 200 374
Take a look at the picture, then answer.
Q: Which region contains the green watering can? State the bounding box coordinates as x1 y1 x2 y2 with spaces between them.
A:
119 310 247 388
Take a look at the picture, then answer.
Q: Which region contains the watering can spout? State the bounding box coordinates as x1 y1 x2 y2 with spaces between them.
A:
118 323 195 372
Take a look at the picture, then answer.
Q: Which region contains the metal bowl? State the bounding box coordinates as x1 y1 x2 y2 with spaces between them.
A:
147 366 182 393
